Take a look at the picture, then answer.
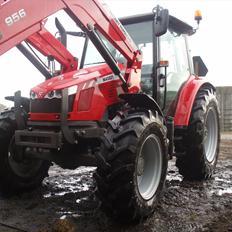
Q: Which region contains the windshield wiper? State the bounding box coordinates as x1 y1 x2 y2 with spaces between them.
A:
85 61 106 66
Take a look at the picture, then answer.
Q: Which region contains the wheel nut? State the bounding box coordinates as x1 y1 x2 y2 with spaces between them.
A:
137 157 145 176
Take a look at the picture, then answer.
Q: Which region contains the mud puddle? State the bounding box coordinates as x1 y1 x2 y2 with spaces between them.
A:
0 133 232 232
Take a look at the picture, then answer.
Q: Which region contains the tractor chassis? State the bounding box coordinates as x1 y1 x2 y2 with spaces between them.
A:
14 88 113 169
15 120 112 170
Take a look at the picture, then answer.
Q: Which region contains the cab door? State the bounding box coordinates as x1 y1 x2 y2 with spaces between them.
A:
159 30 191 115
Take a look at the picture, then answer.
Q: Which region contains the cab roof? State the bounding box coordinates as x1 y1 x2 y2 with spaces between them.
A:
120 13 194 35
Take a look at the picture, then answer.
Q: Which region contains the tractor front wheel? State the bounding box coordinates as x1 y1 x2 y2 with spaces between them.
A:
95 110 168 222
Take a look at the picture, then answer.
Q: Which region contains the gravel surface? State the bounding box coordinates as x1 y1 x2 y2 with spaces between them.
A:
0 133 231 232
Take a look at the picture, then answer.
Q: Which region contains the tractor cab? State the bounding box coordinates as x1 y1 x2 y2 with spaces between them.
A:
120 9 205 115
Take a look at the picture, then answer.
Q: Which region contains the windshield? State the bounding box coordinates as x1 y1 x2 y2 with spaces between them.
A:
83 21 153 68
84 30 125 67
125 21 153 65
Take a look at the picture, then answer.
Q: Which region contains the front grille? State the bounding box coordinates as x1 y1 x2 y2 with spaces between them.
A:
30 95 75 113
30 98 61 113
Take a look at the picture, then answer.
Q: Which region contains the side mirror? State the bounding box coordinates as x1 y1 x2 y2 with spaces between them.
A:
193 56 208 77
154 7 169 37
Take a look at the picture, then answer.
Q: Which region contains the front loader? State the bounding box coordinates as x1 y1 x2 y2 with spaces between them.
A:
0 0 220 222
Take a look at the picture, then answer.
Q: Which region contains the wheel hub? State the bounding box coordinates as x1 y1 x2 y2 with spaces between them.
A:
204 127 208 140
204 107 218 163
136 134 163 200
137 156 145 176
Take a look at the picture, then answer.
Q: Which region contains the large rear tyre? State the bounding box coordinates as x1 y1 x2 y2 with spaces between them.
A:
95 110 168 222
0 110 50 195
176 87 220 180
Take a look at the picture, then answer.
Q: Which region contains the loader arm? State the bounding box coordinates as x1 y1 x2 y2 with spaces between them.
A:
26 28 78 73
0 0 142 84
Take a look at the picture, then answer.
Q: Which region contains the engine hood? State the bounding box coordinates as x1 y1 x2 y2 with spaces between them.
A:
31 64 112 98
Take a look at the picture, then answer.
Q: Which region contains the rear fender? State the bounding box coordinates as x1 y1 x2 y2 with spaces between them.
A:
119 93 163 117
174 75 215 126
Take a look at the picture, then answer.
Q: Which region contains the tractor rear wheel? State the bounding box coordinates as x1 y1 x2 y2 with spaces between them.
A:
0 110 50 195
176 87 220 180
95 110 168 222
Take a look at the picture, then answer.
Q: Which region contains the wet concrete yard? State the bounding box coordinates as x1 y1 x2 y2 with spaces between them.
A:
0 133 232 232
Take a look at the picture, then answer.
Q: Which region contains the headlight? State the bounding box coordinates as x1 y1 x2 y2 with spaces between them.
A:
30 91 38 100
44 90 62 99
43 86 77 99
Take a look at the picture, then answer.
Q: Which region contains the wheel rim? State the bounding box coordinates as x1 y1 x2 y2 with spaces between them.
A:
8 137 42 178
204 107 218 163
136 134 162 200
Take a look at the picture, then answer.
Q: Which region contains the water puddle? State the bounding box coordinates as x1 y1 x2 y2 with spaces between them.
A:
210 187 232 196
43 166 96 198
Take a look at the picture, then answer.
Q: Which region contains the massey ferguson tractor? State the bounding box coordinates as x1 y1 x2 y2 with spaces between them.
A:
0 0 220 222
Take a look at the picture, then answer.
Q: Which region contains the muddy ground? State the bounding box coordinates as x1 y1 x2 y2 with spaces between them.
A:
0 133 232 232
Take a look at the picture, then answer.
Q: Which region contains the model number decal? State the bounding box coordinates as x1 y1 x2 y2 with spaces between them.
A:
97 75 119 84
5 9 26 26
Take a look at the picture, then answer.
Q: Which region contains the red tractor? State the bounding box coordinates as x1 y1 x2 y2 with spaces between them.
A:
0 0 220 222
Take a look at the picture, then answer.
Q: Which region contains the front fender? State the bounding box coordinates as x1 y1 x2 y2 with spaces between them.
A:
174 75 215 126
119 93 163 117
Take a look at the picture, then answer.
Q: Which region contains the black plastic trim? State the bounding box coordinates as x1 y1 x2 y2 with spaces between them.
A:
14 91 26 130
61 88 75 144
15 130 62 149
120 13 194 35
27 120 99 128
119 93 164 118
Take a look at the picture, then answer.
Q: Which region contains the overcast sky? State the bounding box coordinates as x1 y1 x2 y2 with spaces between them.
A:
0 0 232 106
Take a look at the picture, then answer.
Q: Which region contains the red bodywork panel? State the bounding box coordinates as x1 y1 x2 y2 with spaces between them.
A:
29 63 141 121
174 75 212 126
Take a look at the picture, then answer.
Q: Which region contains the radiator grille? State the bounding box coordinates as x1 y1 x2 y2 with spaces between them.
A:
30 95 75 113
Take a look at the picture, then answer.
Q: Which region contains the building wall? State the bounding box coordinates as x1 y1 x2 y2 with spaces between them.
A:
216 87 232 131
0 103 5 112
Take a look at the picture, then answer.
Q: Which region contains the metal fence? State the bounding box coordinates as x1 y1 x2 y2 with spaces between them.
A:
216 87 232 132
